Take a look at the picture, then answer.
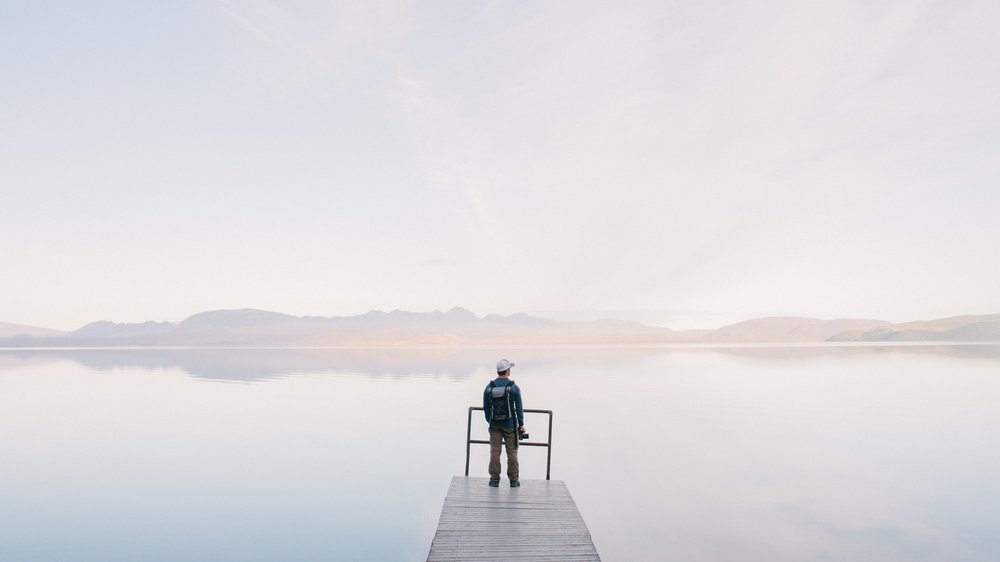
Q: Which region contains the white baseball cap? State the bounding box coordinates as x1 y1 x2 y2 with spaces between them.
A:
496 358 515 372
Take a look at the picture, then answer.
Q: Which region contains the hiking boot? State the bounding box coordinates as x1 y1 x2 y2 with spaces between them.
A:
510 480 520 487
488 478 500 487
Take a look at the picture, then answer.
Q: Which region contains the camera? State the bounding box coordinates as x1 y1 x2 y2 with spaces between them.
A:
518 429 529 441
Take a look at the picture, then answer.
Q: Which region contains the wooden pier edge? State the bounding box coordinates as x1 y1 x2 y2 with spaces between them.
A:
427 476 600 561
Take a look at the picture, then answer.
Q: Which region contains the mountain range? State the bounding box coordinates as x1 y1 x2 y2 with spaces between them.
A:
828 313 1000 342
1 309 998 347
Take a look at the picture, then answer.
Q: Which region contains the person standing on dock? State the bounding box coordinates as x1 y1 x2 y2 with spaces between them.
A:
484 358 525 487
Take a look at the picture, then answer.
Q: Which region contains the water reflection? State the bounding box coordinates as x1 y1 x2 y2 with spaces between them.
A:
0 347 491 382
1 345 998 561
3 343 999 383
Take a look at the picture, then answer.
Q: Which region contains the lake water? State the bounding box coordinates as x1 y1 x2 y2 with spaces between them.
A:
1 345 998 561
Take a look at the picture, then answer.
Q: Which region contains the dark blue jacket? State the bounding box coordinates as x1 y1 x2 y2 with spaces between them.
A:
483 377 524 429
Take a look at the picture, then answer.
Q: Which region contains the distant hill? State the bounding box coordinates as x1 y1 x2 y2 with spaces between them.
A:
703 317 890 342
1 308 998 347
0 322 67 339
828 313 1000 342
73 320 176 339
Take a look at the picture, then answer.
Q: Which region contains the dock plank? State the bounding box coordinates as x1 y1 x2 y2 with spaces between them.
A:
427 477 600 561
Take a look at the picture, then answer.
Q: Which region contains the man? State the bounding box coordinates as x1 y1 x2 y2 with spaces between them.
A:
483 358 525 487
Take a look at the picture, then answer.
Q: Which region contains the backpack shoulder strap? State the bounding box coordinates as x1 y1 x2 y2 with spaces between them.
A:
504 381 516 423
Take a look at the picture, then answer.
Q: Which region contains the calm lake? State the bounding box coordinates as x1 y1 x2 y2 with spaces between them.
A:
1 345 998 561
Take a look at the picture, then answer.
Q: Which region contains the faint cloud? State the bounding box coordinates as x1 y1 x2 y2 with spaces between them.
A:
43 0 99 32
217 0 291 52
214 0 415 93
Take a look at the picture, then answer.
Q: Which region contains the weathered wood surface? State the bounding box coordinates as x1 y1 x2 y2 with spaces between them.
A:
427 476 600 561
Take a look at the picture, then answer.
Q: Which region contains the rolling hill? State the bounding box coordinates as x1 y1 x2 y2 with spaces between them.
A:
828 313 1000 342
1 309 998 346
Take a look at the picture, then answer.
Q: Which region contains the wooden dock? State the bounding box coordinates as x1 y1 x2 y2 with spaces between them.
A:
427 476 600 561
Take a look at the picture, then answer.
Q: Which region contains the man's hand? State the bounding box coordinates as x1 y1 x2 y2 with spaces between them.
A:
518 426 525 432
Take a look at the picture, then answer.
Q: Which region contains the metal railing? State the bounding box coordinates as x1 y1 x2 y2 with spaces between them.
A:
465 407 553 480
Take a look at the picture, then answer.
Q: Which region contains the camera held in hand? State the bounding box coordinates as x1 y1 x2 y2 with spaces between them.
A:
518 429 529 441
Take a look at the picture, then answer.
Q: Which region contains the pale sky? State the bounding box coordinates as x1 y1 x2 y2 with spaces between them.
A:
2 1 998 331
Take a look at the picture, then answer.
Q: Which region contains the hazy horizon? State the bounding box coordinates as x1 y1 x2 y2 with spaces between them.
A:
5 303 1000 335
1 303 989 334
4 1 998 331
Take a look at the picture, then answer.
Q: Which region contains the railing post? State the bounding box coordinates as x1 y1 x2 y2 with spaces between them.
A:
546 411 553 480
465 407 473 477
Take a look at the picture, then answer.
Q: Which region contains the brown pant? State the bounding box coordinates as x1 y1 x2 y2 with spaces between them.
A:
488 426 519 481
